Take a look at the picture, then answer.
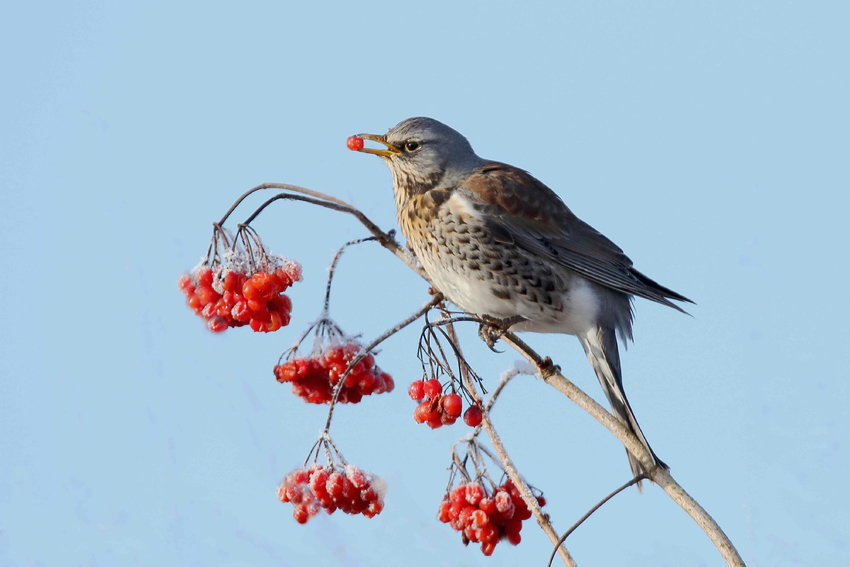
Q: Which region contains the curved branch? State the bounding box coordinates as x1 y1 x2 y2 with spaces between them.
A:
500 333 746 567
225 184 430 282
546 474 645 567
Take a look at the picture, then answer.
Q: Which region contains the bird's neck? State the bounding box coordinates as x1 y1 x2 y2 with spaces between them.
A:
389 168 443 213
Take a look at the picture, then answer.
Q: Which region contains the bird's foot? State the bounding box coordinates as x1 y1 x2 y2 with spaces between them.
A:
477 315 525 352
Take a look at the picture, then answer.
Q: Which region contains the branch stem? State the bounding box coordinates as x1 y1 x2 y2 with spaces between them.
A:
443 320 577 567
500 332 745 567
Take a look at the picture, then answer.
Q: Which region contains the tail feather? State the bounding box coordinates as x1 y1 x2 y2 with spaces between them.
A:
578 327 665 486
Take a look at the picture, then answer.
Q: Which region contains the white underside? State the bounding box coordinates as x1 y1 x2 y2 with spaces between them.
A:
420 254 601 337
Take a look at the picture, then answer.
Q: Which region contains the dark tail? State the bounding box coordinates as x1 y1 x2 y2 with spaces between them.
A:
578 327 666 486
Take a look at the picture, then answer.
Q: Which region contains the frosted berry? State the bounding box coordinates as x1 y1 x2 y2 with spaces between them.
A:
346 136 364 151
279 464 384 524
423 379 442 399
408 380 425 401
274 342 393 405
437 478 545 555
179 255 299 334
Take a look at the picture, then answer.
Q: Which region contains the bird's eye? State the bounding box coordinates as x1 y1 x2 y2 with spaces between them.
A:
404 141 420 152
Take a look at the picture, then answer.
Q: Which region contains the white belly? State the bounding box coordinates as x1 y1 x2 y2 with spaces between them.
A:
419 253 600 337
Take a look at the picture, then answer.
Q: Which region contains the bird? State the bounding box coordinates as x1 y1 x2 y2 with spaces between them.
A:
352 117 692 480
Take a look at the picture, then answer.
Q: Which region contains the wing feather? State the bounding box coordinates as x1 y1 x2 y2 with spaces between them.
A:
458 162 693 311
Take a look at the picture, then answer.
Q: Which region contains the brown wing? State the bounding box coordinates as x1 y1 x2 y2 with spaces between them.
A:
458 162 693 311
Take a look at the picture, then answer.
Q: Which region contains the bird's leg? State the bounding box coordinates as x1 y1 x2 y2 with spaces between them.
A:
477 315 526 352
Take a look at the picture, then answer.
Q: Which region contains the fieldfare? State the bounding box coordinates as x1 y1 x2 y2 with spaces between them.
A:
353 117 692 479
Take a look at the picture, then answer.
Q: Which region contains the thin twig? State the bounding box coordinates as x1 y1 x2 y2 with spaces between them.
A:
324 236 381 312
442 316 577 567
228 185 427 281
322 295 443 431
546 474 646 567
217 182 353 226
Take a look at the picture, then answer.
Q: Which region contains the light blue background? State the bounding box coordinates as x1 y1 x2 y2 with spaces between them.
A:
1 2 847 566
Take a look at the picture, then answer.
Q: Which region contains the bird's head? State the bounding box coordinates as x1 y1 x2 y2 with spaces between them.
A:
352 117 483 199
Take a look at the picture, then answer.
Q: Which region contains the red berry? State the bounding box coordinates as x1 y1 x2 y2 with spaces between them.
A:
505 517 523 536
326 472 344 497
440 412 458 426
310 469 329 494
366 500 383 517
293 505 309 524
207 316 228 333
408 380 425 400
410 402 426 423
271 294 292 313
478 522 497 543
285 484 303 504
231 301 251 322
276 484 288 503
283 260 302 282
361 487 378 501
346 136 364 151
465 482 484 506
442 393 462 417
478 497 496 515
437 499 451 523
470 509 488 528
481 541 497 556
382 375 394 392
423 379 442 399
463 405 483 427
451 485 468 503
495 491 515 518
345 466 368 489
426 414 443 429
458 505 476 528
201 302 217 319
197 284 218 306
197 267 213 286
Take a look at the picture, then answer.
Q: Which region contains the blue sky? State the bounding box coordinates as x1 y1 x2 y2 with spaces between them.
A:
1 1 848 566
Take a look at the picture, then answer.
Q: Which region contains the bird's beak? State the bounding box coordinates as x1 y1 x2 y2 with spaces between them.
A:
354 133 402 157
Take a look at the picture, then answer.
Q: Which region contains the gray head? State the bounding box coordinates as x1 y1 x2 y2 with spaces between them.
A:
353 117 484 200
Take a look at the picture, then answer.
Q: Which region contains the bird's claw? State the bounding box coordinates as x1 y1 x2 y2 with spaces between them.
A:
477 324 503 352
477 315 525 352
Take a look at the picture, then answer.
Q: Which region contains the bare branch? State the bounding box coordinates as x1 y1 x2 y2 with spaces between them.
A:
323 236 381 312
224 184 429 281
500 332 746 567
546 474 646 567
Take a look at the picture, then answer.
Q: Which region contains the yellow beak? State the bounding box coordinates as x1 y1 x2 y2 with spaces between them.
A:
354 133 402 157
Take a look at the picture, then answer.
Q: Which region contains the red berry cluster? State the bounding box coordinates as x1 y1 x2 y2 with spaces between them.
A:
437 479 546 556
274 343 394 404
277 463 385 524
408 379 483 429
178 261 301 333
346 136 364 151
